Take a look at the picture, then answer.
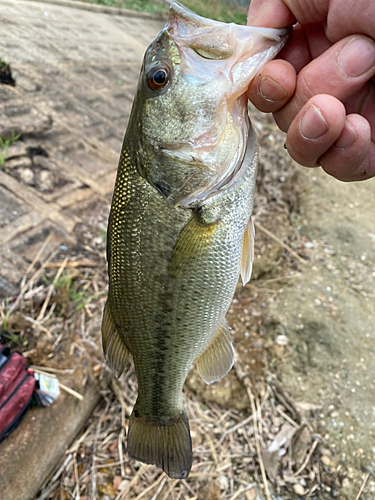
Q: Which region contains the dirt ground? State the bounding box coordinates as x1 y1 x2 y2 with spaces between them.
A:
266 158 375 497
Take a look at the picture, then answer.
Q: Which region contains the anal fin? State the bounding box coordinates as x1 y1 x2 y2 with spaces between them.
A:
195 319 234 385
240 216 255 286
102 300 130 377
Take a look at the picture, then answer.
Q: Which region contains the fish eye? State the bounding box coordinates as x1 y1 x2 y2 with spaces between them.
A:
147 66 169 91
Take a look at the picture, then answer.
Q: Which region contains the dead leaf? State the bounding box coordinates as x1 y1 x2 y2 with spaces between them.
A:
198 481 221 500
292 424 311 466
263 422 297 481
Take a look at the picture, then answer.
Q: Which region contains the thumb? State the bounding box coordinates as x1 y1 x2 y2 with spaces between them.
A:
247 0 296 28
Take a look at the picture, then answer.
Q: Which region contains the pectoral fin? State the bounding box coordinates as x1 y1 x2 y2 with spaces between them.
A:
240 217 255 286
169 212 218 277
195 319 234 385
102 301 130 377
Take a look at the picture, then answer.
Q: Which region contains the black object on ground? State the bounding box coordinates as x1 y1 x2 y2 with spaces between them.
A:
0 60 16 86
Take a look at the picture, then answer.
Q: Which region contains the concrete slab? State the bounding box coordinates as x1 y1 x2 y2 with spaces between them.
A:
0 3 164 499
0 0 165 297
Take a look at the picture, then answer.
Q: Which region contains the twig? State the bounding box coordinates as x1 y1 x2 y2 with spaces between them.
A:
91 402 110 500
160 480 178 500
31 367 83 400
221 414 254 440
23 233 53 286
134 474 165 500
9 247 59 315
66 423 95 454
31 367 57 378
51 454 73 484
36 480 59 500
294 440 319 476
255 273 302 284
118 428 126 479
233 352 272 500
73 453 80 500
276 406 300 429
29 365 75 374
150 477 167 500
58 382 83 400
115 465 146 500
23 315 53 337
228 486 245 500
307 484 320 497
37 257 68 321
355 472 370 500
254 221 309 266
46 259 97 268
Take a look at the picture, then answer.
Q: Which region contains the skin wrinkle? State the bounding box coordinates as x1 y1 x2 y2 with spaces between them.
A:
327 0 375 42
285 0 328 25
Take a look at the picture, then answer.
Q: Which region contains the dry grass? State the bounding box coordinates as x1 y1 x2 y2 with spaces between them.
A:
35 358 333 500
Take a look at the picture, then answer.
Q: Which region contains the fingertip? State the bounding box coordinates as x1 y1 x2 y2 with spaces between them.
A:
320 115 372 181
285 95 346 167
247 60 296 113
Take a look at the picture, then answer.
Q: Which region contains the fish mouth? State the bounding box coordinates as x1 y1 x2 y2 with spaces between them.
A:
141 3 290 208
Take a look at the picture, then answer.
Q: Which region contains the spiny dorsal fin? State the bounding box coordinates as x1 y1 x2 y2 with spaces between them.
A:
128 408 192 479
195 319 234 385
240 217 255 286
169 212 219 278
102 301 130 377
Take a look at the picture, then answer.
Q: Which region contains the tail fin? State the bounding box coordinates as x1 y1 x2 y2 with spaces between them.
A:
127 408 192 479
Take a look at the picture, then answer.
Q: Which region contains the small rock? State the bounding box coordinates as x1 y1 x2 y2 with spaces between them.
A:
93 364 102 373
118 479 130 491
321 455 331 466
342 478 350 489
276 334 288 346
217 475 229 491
245 489 257 500
39 169 54 191
19 167 34 185
293 484 305 496
113 475 123 491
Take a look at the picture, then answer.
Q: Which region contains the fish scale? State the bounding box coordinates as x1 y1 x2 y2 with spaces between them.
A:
103 2 289 479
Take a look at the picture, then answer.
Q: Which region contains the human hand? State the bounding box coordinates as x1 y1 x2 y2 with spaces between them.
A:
247 0 375 181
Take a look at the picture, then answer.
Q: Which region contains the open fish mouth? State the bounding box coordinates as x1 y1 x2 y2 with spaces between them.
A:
140 2 290 207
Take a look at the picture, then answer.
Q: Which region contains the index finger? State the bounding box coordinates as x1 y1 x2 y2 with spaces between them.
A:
247 0 296 28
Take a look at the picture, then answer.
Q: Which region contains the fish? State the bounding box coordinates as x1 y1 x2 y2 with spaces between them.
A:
102 2 289 480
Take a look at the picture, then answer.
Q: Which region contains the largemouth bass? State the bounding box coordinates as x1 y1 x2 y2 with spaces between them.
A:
102 2 288 479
